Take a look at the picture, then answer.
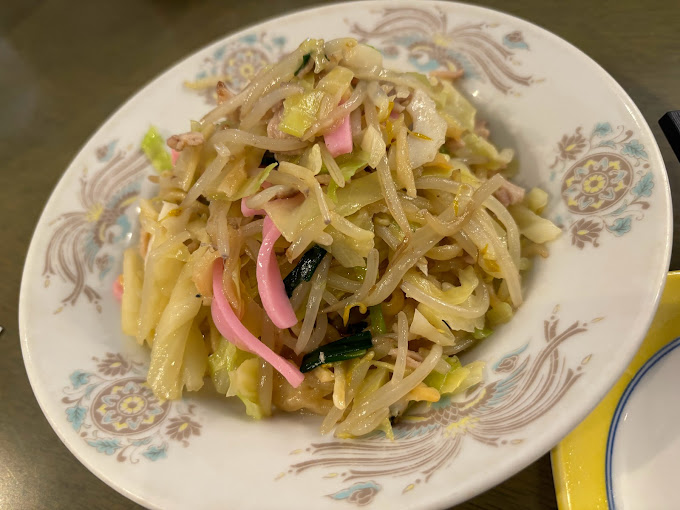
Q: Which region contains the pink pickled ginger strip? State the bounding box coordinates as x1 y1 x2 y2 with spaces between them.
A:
324 114 352 157
257 216 298 329
211 259 304 388
171 149 180 165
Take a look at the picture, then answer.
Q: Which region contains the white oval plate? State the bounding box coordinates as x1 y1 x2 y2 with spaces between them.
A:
19 1 671 508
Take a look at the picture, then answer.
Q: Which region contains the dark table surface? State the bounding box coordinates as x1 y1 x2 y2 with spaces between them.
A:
1 1 679 509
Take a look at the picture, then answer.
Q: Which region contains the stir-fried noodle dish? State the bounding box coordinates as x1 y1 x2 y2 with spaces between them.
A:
121 38 560 438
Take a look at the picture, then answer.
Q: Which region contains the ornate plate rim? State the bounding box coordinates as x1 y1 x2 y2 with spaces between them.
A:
18 1 672 508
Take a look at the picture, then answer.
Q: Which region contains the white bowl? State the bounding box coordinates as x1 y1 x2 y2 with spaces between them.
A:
19 1 671 508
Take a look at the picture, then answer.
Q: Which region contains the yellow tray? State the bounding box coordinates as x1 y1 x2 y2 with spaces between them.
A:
551 271 680 509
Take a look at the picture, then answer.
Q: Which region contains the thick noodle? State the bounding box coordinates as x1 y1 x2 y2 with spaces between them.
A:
335 344 442 435
393 312 408 384
201 89 248 125
466 211 522 306
319 143 345 187
238 42 313 117
210 129 308 152
240 83 305 130
324 249 379 313
376 156 410 236
295 254 331 353
307 312 329 351
483 196 521 266
181 144 231 208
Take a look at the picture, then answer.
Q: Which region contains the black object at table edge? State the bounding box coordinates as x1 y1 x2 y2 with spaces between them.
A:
659 111 680 164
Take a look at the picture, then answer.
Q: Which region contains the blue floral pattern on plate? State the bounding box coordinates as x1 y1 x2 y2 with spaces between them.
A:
327 481 382 507
42 141 149 313
189 32 287 103
61 353 201 463
550 123 654 248
349 6 538 95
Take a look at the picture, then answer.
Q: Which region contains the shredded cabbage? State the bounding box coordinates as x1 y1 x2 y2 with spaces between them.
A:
509 204 562 244
526 187 549 214
280 91 325 137
141 126 173 172
209 337 268 419
425 357 485 395
226 357 266 419
405 89 447 169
